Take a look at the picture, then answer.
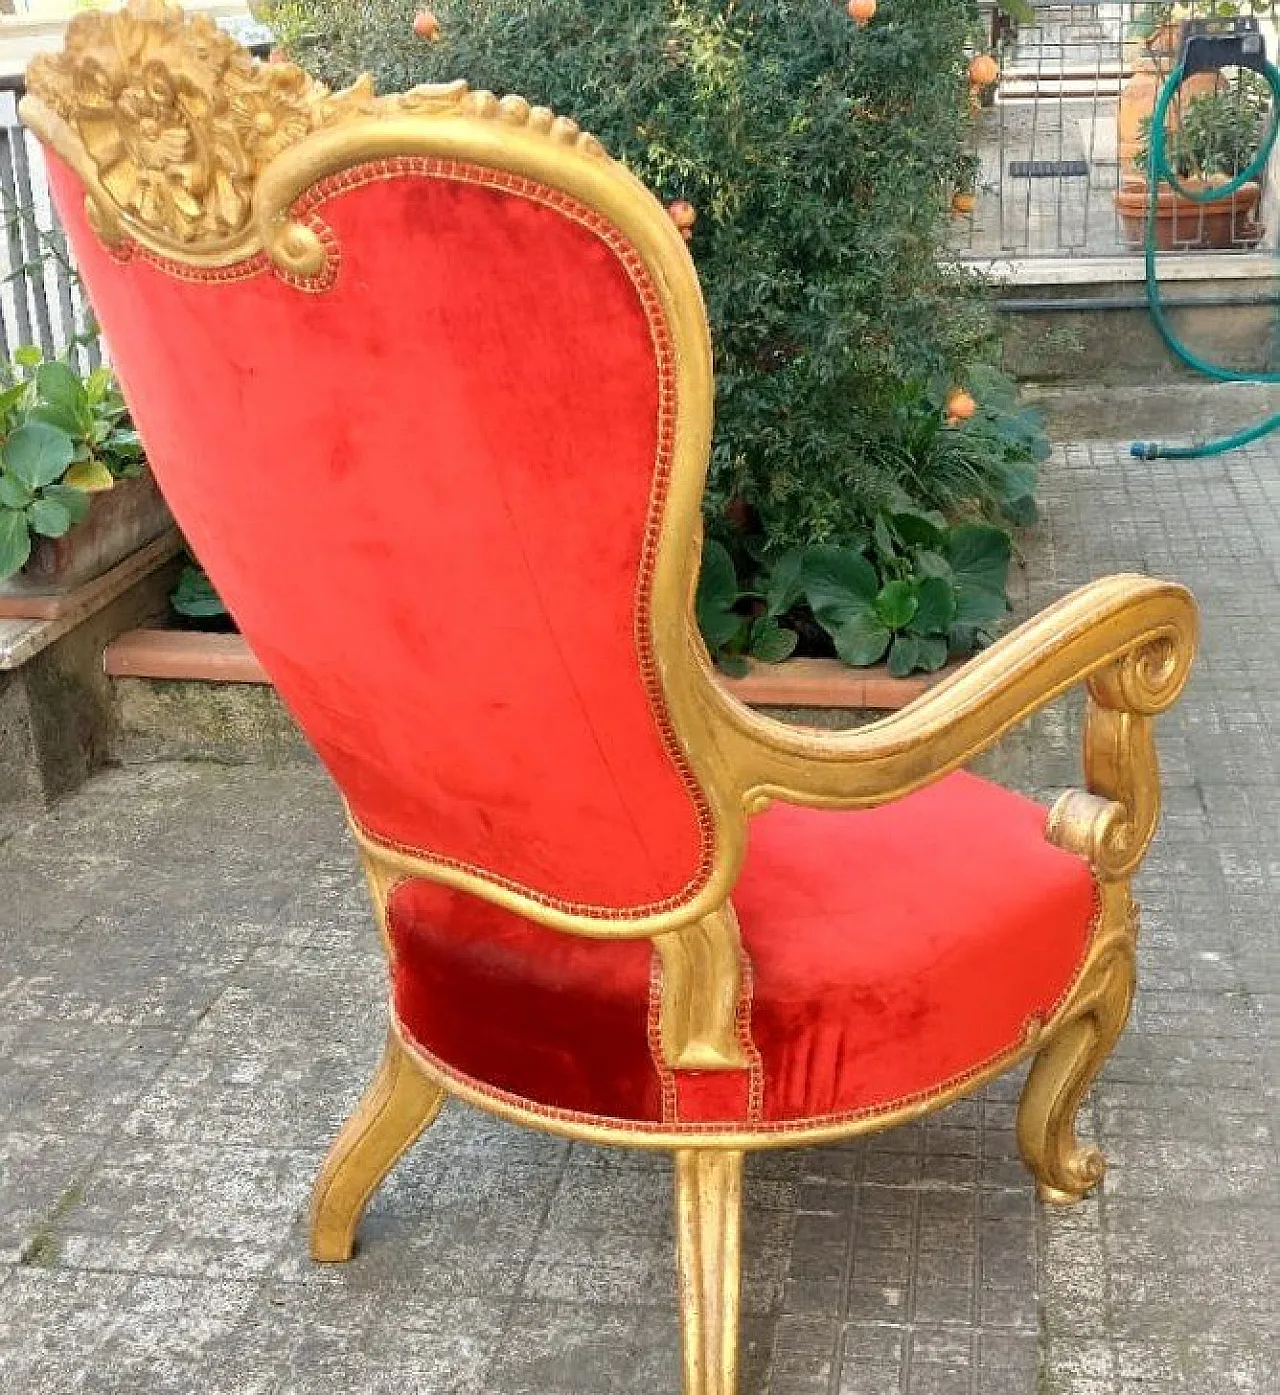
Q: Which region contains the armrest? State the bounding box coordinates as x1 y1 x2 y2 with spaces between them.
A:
694 574 1197 856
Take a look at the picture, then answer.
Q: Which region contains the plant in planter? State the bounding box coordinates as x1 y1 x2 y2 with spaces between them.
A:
1120 71 1273 248
698 503 1013 678
1118 2 1269 173
0 347 151 583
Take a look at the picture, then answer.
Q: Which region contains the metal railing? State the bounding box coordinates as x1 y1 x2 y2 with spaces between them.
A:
955 1 1280 261
0 81 99 369
0 14 273 369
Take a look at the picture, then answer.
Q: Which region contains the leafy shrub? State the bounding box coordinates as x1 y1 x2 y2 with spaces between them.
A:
266 0 1038 540
266 0 1046 668
0 347 145 580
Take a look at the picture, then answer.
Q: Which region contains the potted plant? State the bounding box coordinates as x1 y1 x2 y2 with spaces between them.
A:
0 347 172 605
1117 73 1272 249
1118 2 1268 173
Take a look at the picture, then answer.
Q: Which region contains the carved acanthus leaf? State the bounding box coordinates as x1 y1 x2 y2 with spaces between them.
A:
23 0 606 264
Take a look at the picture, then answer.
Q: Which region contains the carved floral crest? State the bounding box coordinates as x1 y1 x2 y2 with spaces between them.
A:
22 0 607 268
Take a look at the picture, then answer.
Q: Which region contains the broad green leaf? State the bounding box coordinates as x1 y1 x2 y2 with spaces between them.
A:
888 633 922 678
27 495 72 538
699 605 744 650
36 360 88 419
832 610 892 668
911 575 957 635
170 563 230 619
748 617 799 664
874 579 918 631
29 401 83 436
947 522 1012 595
0 508 31 578
890 508 946 550
915 550 953 580
0 472 32 510
12 345 42 371
802 545 878 621
63 459 115 493
697 539 739 611
764 547 805 618
717 653 751 679
915 635 950 672
954 583 1008 628
3 422 77 489
43 485 91 526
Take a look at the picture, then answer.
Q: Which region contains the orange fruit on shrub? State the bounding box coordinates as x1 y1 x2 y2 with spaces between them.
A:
847 0 877 25
946 389 978 421
413 9 442 41
667 200 697 240
969 53 1000 88
951 190 977 215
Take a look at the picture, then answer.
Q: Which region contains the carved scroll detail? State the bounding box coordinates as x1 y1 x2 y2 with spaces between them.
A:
1016 886 1137 1204
22 0 607 267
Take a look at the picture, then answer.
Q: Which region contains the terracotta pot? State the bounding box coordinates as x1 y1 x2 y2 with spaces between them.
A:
1115 178 1263 251
1117 28 1219 176
0 472 173 600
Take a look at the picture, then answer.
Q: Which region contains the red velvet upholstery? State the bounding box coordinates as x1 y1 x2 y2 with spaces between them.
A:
390 772 1099 1132
47 156 712 918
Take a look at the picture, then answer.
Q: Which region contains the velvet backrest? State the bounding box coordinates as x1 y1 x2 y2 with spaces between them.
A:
44 146 718 920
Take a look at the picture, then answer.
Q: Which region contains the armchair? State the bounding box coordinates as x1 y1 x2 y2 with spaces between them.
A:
23 7 1196 1393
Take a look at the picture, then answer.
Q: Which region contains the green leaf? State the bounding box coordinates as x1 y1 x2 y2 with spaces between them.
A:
947 523 1012 596
874 579 918 631
748 616 799 664
697 539 739 612
0 507 31 579
915 634 950 672
29 401 84 436
764 547 805 618
3 422 77 489
831 610 892 668
802 545 878 622
43 484 91 526
889 508 946 550
888 633 922 678
910 575 957 635
12 345 41 371
0 472 32 510
27 495 72 538
717 653 751 679
36 360 88 418
915 550 953 580
954 584 1008 628
170 563 229 619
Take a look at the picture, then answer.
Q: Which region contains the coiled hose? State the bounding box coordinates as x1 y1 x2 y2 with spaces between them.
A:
1131 55 1280 460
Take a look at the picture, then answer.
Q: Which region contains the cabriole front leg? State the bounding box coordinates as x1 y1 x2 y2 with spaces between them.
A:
1018 875 1138 1205
310 1029 447 1261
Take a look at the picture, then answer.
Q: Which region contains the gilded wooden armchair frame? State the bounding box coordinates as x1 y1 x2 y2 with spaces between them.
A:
22 8 1196 1393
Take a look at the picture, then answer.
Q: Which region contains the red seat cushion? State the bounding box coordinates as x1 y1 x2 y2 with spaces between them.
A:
390 772 1099 1134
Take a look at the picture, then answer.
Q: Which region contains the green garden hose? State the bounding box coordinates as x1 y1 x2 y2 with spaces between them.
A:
1131 52 1280 460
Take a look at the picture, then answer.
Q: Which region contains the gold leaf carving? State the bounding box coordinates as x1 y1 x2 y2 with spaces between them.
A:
23 0 607 266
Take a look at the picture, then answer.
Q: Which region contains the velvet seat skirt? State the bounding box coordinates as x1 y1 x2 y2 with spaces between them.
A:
390 771 1099 1134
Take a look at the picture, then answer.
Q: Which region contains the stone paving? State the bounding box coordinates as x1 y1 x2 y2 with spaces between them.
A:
1 436 1277 1394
